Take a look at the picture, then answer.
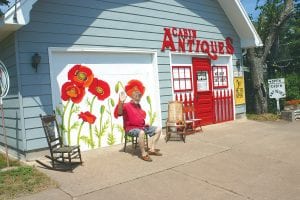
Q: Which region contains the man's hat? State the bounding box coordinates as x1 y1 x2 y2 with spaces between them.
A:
125 79 145 97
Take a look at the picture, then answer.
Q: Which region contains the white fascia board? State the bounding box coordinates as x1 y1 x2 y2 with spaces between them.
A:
0 0 38 41
218 0 263 48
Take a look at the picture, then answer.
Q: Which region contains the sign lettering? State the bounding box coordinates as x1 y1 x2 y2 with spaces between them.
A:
268 78 286 99
161 27 235 60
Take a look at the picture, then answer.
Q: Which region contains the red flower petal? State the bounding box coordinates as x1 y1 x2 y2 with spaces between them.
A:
68 64 94 88
61 81 85 103
78 111 96 124
88 78 111 100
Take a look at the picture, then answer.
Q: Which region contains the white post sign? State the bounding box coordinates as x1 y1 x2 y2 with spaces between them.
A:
268 78 286 113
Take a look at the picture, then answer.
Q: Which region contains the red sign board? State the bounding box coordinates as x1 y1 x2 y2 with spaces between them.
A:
161 27 234 60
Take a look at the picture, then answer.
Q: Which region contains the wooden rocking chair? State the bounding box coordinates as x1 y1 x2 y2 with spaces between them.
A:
165 101 194 142
39 112 82 170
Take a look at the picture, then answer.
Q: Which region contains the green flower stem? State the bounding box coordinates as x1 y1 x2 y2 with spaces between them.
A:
61 100 70 139
98 108 104 147
107 98 115 145
67 103 75 145
77 121 84 145
89 96 97 148
108 99 113 134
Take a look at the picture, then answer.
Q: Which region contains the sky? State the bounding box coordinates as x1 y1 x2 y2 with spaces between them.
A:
241 0 264 20
1 0 261 19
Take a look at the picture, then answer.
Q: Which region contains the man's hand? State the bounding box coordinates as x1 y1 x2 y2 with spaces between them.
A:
119 91 127 102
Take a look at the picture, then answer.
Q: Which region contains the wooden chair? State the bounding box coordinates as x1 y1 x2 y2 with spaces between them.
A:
124 132 148 154
183 103 203 132
39 112 82 170
165 101 194 142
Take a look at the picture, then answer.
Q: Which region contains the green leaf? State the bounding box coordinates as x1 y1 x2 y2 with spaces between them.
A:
55 106 63 117
107 133 116 146
80 136 94 147
146 96 151 105
70 122 80 131
86 98 91 106
116 124 125 133
150 112 157 125
74 106 80 113
115 82 120 93
110 98 115 107
100 120 109 136
100 105 105 114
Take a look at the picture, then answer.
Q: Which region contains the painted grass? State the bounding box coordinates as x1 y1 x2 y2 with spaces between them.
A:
0 154 56 200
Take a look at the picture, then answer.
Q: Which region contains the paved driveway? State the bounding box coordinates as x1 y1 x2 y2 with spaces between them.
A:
17 119 300 200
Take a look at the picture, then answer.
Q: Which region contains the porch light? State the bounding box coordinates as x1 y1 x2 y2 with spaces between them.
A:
32 53 41 72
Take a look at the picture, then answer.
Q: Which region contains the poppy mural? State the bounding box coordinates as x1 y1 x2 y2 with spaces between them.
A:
55 64 158 151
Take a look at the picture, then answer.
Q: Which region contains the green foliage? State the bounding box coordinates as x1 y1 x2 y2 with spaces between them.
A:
285 73 300 100
0 154 55 200
107 133 116 145
0 154 18 169
247 113 280 121
116 124 125 143
95 119 109 147
255 0 285 39
80 135 94 147
114 81 124 93
244 0 298 114
109 98 115 107
146 96 157 125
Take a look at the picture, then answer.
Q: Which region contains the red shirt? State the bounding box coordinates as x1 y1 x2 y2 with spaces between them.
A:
114 101 146 132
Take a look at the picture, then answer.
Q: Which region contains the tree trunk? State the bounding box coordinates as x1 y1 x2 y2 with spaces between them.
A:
248 49 268 114
246 0 294 114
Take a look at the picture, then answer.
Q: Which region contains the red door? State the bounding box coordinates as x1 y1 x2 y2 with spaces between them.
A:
192 58 213 125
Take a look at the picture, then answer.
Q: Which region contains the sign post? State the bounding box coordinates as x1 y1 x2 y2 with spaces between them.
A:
268 78 286 114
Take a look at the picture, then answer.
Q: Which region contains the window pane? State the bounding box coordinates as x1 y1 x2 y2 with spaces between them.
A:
180 80 185 89
186 80 191 90
174 80 180 90
173 68 179 79
179 68 185 78
185 68 191 78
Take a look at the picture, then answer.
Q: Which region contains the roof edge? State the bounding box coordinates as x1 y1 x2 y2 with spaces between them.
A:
218 0 263 48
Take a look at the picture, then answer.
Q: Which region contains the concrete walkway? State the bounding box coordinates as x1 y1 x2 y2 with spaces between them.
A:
17 119 300 200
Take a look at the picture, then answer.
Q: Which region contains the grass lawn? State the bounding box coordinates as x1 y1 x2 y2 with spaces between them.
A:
247 113 280 121
0 153 56 200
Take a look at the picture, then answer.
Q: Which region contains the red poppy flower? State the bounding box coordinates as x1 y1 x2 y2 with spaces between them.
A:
88 78 111 100
68 64 94 87
78 111 96 124
61 81 85 103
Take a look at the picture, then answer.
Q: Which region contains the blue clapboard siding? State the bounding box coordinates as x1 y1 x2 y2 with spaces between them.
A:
0 34 24 153
16 0 241 151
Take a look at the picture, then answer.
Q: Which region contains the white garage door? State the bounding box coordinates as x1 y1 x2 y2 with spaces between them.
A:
49 48 161 151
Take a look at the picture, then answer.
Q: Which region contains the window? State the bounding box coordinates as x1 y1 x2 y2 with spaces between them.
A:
172 66 192 92
213 66 228 88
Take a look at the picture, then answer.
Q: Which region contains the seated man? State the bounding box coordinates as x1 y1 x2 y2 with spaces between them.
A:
114 79 162 162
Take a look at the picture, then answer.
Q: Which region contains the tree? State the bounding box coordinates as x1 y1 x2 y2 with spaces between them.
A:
246 0 295 114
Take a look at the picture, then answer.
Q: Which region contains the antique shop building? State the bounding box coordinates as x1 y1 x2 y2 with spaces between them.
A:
0 0 262 158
